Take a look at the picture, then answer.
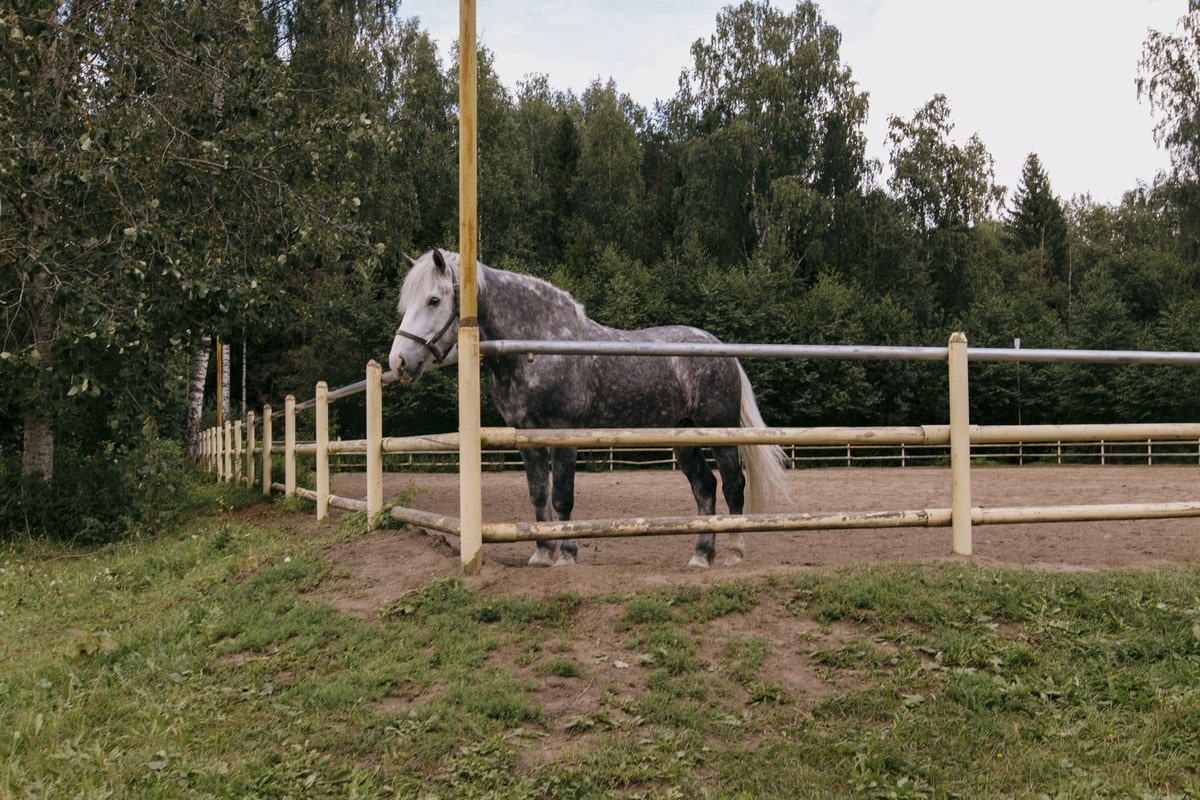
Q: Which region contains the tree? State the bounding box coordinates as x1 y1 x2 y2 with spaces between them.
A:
1005 153 1070 310
885 94 1004 317
1139 11 1200 267
1139 10 1200 180
511 77 580 268
886 94 1003 232
570 80 647 261
669 0 870 268
1 0 391 537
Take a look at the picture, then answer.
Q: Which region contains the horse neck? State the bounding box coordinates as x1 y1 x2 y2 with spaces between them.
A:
475 266 596 342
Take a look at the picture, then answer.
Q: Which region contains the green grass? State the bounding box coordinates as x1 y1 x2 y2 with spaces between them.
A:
3 499 1200 798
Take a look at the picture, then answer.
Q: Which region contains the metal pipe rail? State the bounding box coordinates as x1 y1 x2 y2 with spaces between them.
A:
482 339 1200 366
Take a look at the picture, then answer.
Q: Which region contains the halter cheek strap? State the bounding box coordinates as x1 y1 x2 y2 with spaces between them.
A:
395 283 461 365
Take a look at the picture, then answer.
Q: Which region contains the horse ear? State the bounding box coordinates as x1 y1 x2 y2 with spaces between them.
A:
402 253 416 268
432 249 448 272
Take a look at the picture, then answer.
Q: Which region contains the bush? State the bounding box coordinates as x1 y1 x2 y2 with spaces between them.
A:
0 433 227 545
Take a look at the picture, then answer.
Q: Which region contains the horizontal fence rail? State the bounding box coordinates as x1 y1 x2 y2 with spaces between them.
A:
483 339 1200 365
328 437 1200 472
201 336 1200 569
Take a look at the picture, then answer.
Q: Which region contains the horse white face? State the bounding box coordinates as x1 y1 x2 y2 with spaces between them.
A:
389 250 460 382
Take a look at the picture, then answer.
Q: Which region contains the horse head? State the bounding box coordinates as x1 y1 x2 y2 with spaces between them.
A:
389 249 461 382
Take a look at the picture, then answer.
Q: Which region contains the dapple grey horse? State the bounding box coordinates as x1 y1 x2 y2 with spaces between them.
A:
388 249 789 568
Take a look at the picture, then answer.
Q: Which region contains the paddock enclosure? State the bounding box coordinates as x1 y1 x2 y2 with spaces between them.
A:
201 334 1200 572
199 4 1200 572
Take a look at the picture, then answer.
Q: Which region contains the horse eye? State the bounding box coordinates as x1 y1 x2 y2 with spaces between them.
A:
428 296 441 307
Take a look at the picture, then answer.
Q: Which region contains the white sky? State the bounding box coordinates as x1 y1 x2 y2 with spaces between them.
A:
402 0 1187 205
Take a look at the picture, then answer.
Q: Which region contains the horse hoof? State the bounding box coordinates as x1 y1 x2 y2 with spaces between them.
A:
687 554 712 569
723 553 744 567
552 553 576 567
528 549 556 567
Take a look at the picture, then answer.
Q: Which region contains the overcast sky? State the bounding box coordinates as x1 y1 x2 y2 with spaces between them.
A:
403 0 1186 205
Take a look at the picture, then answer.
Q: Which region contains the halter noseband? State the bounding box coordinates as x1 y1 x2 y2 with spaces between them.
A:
395 282 461 365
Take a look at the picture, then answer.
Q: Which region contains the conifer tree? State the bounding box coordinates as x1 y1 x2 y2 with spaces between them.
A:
1006 153 1070 285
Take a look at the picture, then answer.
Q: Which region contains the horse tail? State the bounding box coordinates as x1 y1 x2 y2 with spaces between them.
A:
737 363 791 514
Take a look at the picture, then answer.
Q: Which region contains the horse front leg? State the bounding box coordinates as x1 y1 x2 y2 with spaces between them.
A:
520 447 559 567
549 447 579 566
676 446 718 568
713 446 748 566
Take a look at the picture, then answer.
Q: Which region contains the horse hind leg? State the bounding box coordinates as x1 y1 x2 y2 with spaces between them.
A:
713 445 748 566
676 446 718 569
520 448 559 567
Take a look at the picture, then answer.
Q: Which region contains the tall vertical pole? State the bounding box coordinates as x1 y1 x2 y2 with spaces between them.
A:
316 381 330 523
948 331 973 556
458 0 484 573
366 360 384 529
284 395 296 497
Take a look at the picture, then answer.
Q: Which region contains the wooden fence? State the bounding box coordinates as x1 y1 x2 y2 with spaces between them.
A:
202 334 1200 570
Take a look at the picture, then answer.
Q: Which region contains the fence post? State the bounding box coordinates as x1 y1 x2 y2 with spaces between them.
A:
316 381 330 523
245 411 256 490
233 419 243 485
262 404 273 497
459 326 484 573
213 424 222 481
948 331 972 556
366 361 384 528
285 395 296 497
223 420 233 484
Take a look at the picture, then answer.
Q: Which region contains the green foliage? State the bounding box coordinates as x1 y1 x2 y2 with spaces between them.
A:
0 429 258 545
887 93 1005 233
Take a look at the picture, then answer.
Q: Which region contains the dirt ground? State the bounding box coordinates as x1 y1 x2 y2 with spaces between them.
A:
319 465 1200 615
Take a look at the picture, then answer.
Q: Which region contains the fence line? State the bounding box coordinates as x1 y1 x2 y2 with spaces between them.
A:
201 336 1200 568
324 437 1200 472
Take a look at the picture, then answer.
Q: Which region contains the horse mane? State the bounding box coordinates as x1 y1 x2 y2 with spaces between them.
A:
399 249 589 329
397 250 487 314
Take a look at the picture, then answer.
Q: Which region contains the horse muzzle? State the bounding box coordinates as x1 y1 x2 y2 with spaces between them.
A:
389 337 423 383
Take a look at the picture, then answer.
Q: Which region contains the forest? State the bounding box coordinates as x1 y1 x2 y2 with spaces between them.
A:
3 0 1200 540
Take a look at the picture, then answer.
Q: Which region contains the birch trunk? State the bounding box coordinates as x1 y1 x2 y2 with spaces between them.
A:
221 341 231 420
21 413 54 482
184 335 212 462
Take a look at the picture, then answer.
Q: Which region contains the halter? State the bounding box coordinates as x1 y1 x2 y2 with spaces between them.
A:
394 282 461 365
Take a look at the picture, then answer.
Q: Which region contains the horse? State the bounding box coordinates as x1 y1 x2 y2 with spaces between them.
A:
387 248 790 568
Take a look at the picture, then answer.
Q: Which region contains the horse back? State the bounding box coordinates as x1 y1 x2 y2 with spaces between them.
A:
489 323 743 430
